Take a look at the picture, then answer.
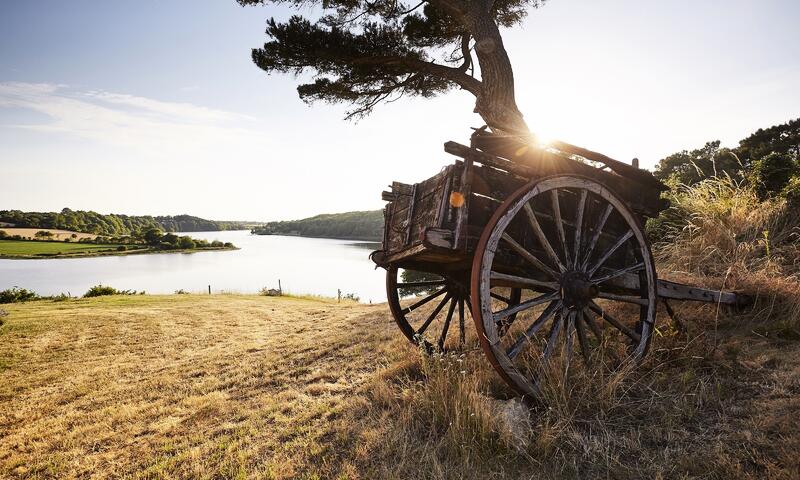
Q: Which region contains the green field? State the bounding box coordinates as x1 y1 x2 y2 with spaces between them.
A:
0 240 125 258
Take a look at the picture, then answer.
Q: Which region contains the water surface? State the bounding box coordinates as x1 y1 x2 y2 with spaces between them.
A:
0 231 387 302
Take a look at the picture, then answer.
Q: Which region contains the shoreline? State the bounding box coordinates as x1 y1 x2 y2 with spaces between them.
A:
0 245 239 260
250 232 381 242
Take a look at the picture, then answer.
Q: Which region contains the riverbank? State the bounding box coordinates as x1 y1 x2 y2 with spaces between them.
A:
0 239 238 260
1 293 798 478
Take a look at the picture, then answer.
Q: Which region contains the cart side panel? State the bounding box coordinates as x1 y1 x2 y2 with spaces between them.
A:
382 165 460 257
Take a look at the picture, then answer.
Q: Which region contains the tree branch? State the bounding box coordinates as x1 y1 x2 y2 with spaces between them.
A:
457 33 471 73
352 55 481 94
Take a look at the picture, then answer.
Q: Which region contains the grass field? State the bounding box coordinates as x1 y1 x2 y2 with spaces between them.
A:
0 240 124 258
0 228 97 241
0 291 798 479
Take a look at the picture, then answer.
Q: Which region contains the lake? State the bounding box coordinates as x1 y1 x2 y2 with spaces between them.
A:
0 231 388 303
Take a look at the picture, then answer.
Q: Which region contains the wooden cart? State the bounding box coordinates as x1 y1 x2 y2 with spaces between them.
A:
371 130 745 398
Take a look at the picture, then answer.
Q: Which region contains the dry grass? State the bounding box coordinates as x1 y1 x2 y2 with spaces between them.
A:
1 288 799 479
653 177 800 277
0 228 97 241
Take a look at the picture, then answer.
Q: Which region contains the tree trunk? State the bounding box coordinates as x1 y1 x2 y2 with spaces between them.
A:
468 11 528 134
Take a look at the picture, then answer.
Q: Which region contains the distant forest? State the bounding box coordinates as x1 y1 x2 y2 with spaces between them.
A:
0 209 250 236
252 210 383 241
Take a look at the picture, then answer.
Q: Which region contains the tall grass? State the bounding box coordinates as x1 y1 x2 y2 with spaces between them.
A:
650 176 800 277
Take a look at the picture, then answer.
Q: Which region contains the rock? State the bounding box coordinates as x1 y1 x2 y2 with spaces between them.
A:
493 397 533 449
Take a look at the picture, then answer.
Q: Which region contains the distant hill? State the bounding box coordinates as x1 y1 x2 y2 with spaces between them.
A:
0 209 253 236
252 210 383 241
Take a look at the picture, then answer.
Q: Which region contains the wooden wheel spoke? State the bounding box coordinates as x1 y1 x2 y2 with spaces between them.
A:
550 189 571 266
587 230 634 276
494 291 560 322
592 262 645 284
584 309 624 364
596 292 649 306
542 308 565 361
491 292 511 303
582 309 604 343
506 301 561 360
573 189 588 269
588 301 641 342
490 271 559 291
397 280 446 288
500 233 559 279
575 310 591 363
458 298 466 346
402 287 447 314
523 203 566 273
581 203 613 269
563 310 576 372
417 292 452 335
438 298 457 351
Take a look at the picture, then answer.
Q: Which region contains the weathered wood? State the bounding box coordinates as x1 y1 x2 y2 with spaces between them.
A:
391 182 413 195
453 154 473 250
381 191 396 202
444 141 667 218
403 184 418 246
423 228 454 249
607 274 744 305
469 132 666 191
547 140 667 191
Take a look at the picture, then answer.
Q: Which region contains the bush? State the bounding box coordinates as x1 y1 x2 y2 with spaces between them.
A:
0 287 39 304
116 245 127 251
0 230 7 239
178 236 195 249
749 152 798 199
342 292 360 302
83 285 138 298
211 240 224 248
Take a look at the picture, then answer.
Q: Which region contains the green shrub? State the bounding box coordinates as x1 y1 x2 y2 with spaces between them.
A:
749 152 799 199
0 287 40 304
83 285 138 298
116 245 127 251
178 236 195 249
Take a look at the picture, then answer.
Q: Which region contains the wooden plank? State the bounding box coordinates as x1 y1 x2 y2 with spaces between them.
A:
444 141 667 218
423 228 454 249
606 274 745 305
470 133 666 191
392 182 413 195
547 140 666 191
453 154 473 250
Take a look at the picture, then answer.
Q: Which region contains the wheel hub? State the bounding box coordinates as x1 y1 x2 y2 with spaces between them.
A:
560 270 598 309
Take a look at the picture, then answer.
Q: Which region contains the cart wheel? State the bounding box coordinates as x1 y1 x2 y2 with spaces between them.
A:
386 265 521 352
471 175 658 398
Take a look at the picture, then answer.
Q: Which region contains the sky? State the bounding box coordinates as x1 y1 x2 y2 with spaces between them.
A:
0 0 798 221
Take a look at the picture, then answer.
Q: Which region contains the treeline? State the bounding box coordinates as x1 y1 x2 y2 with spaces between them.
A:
252 210 383 241
647 118 799 252
0 209 249 236
654 117 799 198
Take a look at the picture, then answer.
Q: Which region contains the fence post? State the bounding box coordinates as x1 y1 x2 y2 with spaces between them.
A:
208 285 211 295
278 279 282 295
338 289 341 303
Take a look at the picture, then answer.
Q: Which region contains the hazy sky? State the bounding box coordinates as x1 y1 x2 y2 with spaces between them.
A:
1 0 798 221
